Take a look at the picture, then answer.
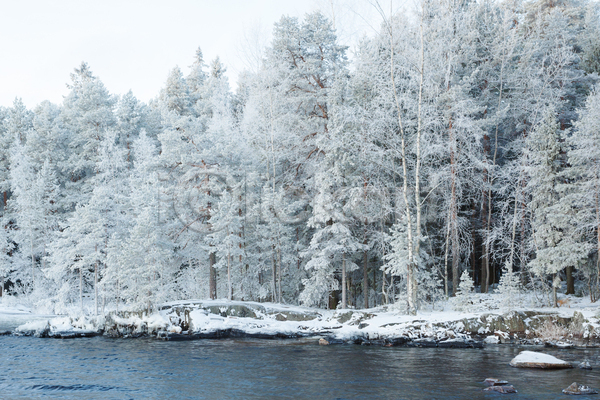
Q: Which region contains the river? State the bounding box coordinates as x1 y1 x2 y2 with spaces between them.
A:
1 336 599 399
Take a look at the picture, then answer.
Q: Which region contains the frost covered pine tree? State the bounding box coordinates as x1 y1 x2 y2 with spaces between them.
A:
567 85 600 301
112 130 174 312
452 270 474 312
527 110 584 307
497 263 521 310
48 131 129 314
60 62 116 209
301 166 364 309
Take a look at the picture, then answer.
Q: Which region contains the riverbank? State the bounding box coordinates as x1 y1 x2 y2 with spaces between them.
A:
2 295 600 347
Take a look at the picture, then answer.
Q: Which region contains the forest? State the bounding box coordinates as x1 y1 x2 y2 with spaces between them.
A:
0 0 599 316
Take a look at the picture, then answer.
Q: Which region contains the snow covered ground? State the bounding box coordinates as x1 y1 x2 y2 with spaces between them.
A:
2 293 600 346
0 303 56 334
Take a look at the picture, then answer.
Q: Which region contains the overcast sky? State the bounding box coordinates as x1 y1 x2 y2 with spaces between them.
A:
0 0 383 109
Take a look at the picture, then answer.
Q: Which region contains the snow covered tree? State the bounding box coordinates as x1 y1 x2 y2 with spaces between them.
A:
527 110 584 306
497 263 521 310
108 130 174 312
452 270 474 312
567 85 600 301
1 98 32 202
48 131 129 314
60 62 116 209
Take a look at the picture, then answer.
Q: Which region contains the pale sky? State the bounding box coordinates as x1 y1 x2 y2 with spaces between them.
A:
0 0 382 109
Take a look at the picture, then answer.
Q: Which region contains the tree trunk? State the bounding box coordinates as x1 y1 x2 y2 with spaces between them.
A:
30 237 35 291
79 268 83 314
209 251 217 300
382 271 388 305
566 266 574 295
95 261 98 315
450 118 460 296
553 273 558 307
227 246 232 301
388 4 421 316
481 242 488 294
363 249 368 309
341 255 347 309
94 245 98 315
277 243 282 303
271 246 277 302
328 290 338 310
444 217 450 297
411 8 425 315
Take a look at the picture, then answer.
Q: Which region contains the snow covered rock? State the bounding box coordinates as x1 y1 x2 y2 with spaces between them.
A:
483 385 517 394
578 361 592 370
562 382 598 395
483 378 509 386
509 351 572 369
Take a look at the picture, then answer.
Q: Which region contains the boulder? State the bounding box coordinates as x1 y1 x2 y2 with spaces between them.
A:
562 382 598 395
510 351 572 369
483 385 517 394
273 310 321 322
319 338 329 345
483 378 509 386
578 361 592 370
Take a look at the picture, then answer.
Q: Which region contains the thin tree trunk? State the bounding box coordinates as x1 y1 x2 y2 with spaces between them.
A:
387 3 420 315
483 21 510 293
95 261 98 315
271 245 276 302
382 271 387 305
508 179 521 273
277 240 282 303
481 186 488 293
227 245 232 301
79 268 83 314
411 5 425 314
363 248 369 309
30 237 35 291
553 273 558 307
209 251 217 300
341 255 347 309
95 245 98 315
450 118 460 296
444 217 450 298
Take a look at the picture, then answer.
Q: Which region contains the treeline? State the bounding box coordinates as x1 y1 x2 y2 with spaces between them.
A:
1 0 599 314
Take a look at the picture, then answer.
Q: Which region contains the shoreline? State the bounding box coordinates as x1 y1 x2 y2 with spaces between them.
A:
2 299 600 348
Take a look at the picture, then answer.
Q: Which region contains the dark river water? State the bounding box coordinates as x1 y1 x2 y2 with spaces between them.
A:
1 336 600 399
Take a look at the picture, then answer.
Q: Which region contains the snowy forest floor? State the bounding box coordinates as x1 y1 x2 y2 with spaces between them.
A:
1 294 600 347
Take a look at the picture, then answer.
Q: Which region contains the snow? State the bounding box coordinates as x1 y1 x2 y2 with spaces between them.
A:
1 292 600 344
511 351 569 365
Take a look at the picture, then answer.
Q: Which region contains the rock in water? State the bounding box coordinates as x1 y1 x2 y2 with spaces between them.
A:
562 382 598 395
318 338 329 345
483 385 517 394
483 378 509 386
509 351 572 369
578 361 592 370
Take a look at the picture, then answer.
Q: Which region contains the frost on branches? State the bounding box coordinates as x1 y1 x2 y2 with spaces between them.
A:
0 1 599 315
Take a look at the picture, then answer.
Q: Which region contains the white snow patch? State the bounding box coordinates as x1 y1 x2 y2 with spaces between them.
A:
484 335 499 344
511 351 569 365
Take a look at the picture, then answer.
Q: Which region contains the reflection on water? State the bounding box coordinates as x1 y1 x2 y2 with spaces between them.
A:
1 336 599 399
